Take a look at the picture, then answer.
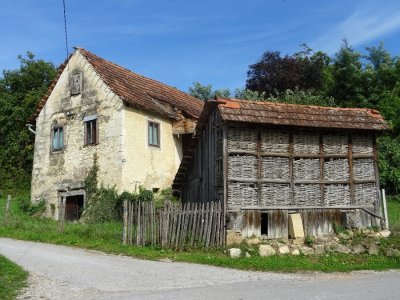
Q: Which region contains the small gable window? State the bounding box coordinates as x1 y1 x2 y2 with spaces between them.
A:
84 115 98 146
148 121 160 147
70 73 83 95
52 126 64 152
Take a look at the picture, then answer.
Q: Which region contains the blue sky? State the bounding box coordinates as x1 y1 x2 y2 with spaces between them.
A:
1 0 400 92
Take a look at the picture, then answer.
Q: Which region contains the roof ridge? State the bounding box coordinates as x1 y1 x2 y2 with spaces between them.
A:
216 97 379 113
77 48 203 118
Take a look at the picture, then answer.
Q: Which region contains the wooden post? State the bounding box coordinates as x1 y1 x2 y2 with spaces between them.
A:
59 196 66 233
382 189 389 230
123 199 128 244
4 195 11 221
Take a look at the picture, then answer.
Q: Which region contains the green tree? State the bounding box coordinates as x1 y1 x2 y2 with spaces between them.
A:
268 89 336 107
245 45 328 96
234 88 267 100
0 52 56 189
188 82 231 100
328 40 366 107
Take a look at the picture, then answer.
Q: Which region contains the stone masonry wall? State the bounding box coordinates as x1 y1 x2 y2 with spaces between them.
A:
31 51 124 219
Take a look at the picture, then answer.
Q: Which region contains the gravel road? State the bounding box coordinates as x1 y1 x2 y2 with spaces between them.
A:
0 238 399 299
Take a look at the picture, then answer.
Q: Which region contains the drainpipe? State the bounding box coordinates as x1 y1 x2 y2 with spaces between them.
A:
26 124 36 135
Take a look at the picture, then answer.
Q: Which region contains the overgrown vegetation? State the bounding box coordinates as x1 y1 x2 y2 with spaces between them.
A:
0 255 28 300
81 156 169 223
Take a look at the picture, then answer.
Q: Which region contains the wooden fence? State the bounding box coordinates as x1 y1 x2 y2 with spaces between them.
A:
123 200 225 249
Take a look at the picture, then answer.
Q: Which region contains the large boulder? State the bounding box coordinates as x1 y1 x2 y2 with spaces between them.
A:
259 244 276 257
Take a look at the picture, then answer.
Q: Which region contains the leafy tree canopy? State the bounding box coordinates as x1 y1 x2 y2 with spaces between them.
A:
245 44 328 97
0 52 56 189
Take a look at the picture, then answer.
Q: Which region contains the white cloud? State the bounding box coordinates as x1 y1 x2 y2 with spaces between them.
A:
311 2 400 53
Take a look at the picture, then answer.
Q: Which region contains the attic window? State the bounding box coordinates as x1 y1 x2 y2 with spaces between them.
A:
70 73 83 95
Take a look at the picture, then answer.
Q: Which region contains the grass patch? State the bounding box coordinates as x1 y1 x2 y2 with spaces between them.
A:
387 197 400 234
0 255 28 300
0 190 399 273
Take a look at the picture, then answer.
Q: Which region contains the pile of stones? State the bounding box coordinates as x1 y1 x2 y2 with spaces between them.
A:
228 229 400 258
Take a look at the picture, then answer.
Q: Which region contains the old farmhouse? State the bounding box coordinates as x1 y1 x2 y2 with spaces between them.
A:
29 48 203 220
172 98 390 240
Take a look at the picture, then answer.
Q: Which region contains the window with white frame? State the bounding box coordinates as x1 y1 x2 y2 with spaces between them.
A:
148 121 160 147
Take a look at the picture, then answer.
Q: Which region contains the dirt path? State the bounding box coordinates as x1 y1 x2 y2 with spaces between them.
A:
1 238 399 299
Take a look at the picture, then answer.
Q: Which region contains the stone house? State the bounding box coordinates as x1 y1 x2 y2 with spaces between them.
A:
29 48 203 220
172 98 389 239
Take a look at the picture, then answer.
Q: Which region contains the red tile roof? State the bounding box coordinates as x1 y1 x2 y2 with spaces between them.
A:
216 98 389 131
29 48 203 122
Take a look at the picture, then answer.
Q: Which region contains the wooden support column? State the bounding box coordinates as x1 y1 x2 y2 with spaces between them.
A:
348 134 355 205
372 134 382 226
289 132 294 205
222 124 228 244
256 126 262 206
59 196 66 232
319 133 325 206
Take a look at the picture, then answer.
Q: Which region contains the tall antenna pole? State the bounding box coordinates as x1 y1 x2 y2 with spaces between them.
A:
62 0 69 58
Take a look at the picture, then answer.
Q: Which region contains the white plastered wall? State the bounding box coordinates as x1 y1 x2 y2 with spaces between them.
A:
122 106 183 193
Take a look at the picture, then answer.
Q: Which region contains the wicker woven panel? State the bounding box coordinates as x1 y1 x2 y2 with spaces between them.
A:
352 135 373 155
227 182 258 208
260 183 291 206
293 158 320 181
228 155 258 179
355 183 377 206
324 158 350 181
324 184 351 206
294 184 322 206
261 130 289 153
353 158 375 180
293 132 320 154
227 127 257 151
261 157 290 180
323 133 348 154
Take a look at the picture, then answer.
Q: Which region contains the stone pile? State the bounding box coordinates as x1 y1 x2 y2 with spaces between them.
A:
228 229 400 258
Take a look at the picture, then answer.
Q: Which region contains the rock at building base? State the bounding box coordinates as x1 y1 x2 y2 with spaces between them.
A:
278 245 290 255
379 230 391 238
352 244 366 254
229 248 242 258
301 246 315 256
313 244 325 255
246 237 261 245
368 244 380 255
291 249 300 256
259 245 276 257
226 230 243 246
334 244 352 254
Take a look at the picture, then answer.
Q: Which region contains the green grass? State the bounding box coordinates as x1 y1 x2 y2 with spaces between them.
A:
387 197 400 233
0 190 399 273
0 255 28 300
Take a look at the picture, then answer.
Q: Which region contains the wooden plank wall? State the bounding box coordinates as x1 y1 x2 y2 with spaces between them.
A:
180 110 223 204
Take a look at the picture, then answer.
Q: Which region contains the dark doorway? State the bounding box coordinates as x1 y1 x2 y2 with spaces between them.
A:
261 213 268 236
65 195 84 221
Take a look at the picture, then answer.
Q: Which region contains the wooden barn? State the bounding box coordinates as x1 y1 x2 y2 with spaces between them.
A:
172 98 390 240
